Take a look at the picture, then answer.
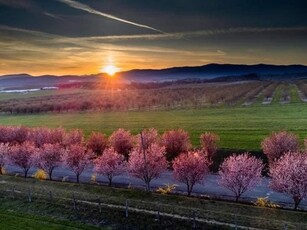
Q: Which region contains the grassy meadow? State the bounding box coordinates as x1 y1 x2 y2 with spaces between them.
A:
0 82 307 150
1 101 307 150
0 210 102 230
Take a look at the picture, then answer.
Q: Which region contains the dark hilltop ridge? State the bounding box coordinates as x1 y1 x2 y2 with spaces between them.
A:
1 64 307 89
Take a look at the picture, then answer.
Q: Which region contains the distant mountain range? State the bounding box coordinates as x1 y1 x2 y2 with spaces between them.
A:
1 64 307 89
0 74 99 90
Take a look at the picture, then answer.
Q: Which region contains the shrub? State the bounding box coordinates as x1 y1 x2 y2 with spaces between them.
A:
254 197 280 208
33 169 48 180
156 183 177 195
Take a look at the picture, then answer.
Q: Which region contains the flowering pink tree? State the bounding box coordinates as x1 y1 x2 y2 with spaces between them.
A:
218 153 263 202
136 128 160 150
8 141 37 178
64 129 84 147
0 126 14 143
261 131 299 165
0 143 10 174
162 129 191 162
87 132 108 156
200 132 220 165
36 143 64 180
94 148 126 186
30 127 66 147
270 152 307 210
128 144 167 191
173 151 209 196
64 144 92 183
30 127 51 147
49 127 66 145
14 126 30 144
109 128 134 160
0 126 29 145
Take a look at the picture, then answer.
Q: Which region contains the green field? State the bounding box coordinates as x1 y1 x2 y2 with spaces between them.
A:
1 101 307 150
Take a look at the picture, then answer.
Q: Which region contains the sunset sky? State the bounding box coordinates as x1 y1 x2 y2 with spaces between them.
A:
0 0 306 76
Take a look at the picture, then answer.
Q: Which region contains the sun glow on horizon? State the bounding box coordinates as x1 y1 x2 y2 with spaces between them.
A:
102 64 119 76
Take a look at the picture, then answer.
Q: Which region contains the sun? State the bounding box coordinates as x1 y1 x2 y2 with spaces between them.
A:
102 65 119 76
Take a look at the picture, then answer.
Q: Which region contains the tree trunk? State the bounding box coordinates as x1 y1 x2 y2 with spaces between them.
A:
145 180 150 192
76 174 80 183
235 195 240 202
49 170 53 181
293 197 301 210
108 176 112 187
187 184 191 196
24 169 28 178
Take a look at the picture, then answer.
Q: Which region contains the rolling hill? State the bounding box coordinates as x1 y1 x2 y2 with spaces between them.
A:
1 64 307 89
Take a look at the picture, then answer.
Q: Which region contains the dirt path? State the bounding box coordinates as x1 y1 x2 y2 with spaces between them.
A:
297 89 307 102
262 97 273 105
68 198 262 230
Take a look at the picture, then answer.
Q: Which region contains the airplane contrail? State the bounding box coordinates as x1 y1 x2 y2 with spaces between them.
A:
56 0 166 34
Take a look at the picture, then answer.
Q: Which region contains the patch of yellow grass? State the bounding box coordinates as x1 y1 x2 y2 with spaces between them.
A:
33 169 47 180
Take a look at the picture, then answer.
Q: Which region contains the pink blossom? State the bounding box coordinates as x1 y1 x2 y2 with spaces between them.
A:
136 128 160 150
36 143 65 180
109 128 134 160
8 141 37 178
64 129 84 147
64 144 92 183
0 126 14 143
0 143 10 174
162 129 191 162
87 132 108 156
29 127 52 147
13 126 30 144
49 127 66 145
128 144 167 191
173 151 209 196
270 152 307 210
200 132 220 164
94 148 126 186
29 127 66 147
218 153 263 201
261 131 299 165
0 126 29 144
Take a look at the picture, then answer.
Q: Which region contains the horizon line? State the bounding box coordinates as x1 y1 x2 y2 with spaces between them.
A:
1 62 307 77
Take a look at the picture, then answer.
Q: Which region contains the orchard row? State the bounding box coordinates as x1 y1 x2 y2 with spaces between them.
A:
2 81 307 114
0 126 306 210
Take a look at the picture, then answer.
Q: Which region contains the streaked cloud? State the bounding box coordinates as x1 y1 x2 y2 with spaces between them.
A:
53 26 307 42
43 12 63 20
56 0 166 34
1 23 306 76
0 0 306 75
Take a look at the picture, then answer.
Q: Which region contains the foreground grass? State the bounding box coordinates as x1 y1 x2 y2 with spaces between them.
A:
1 102 307 150
0 175 306 229
0 209 102 230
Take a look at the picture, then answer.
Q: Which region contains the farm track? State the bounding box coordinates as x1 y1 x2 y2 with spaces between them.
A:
0 187 292 230
243 82 272 106
295 81 307 102
261 82 279 105
71 199 262 230
280 84 291 104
